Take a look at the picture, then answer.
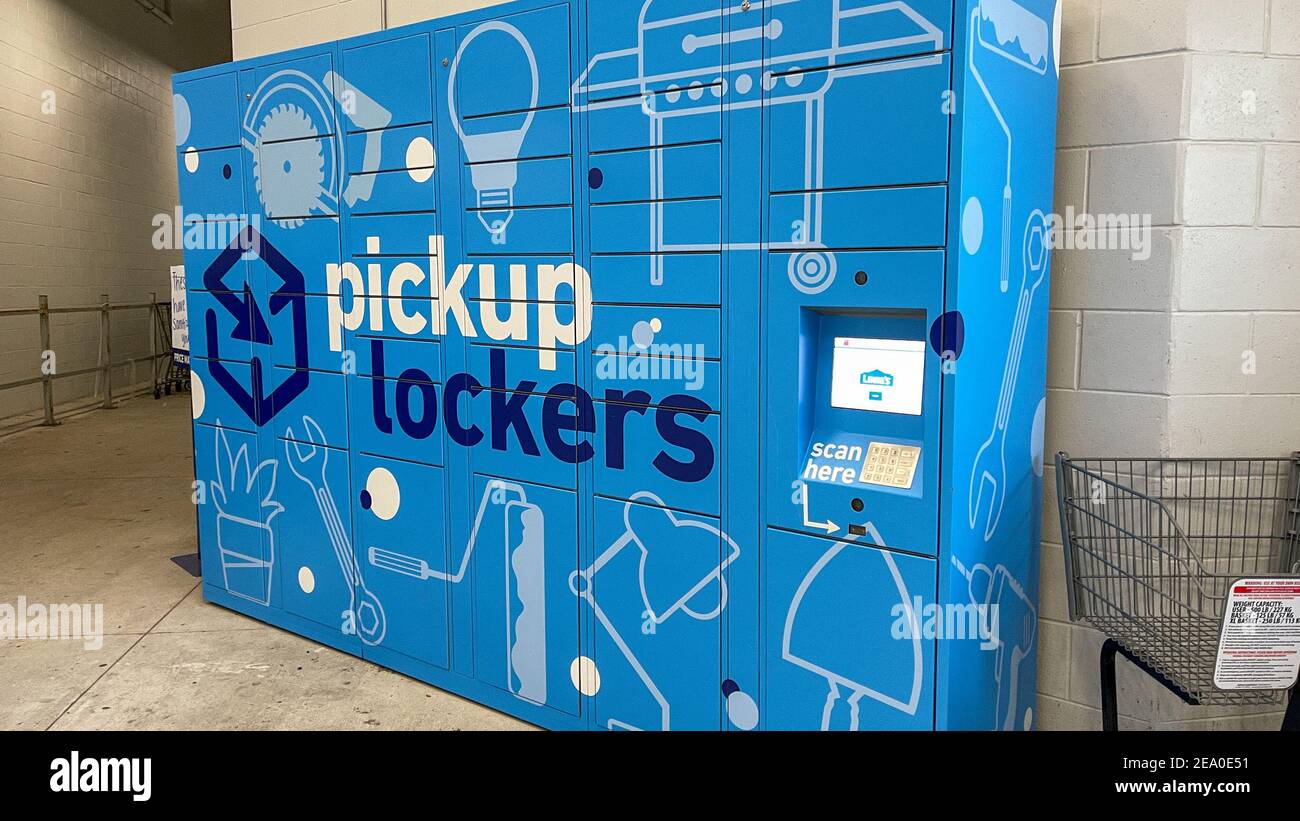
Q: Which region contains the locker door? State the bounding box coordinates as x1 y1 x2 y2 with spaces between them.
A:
763 529 936 730
587 495 732 730
274 432 365 656
354 454 451 669
442 4 586 715
194 423 278 612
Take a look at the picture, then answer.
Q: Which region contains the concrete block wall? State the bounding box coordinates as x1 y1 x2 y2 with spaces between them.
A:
231 0 510 60
1040 0 1300 730
230 1 1300 730
0 0 231 421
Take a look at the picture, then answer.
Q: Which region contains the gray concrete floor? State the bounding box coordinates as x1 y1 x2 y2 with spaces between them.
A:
0 396 530 730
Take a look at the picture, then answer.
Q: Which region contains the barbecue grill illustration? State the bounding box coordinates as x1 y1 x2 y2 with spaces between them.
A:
571 0 945 291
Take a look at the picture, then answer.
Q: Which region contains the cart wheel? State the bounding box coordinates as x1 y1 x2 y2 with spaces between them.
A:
154 387 162 399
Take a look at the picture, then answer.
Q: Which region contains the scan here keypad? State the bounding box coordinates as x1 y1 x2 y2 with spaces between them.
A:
860 443 921 489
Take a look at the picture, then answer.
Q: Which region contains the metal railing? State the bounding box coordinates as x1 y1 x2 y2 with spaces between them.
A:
0 293 173 428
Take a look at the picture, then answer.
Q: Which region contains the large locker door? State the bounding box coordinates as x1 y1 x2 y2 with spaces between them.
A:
763 529 936 730
442 3 586 719
578 0 736 731
329 32 456 674
756 0 954 729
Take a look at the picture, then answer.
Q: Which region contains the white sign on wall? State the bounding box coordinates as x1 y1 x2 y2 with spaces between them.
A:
170 265 189 365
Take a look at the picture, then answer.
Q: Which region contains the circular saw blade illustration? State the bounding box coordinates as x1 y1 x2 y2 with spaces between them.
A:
242 69 393 228
254 103 326 229
571 0 946 290
781 522 925 729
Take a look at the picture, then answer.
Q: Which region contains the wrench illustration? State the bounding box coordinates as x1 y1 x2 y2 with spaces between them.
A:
968 210 1050 541
285 416 387 646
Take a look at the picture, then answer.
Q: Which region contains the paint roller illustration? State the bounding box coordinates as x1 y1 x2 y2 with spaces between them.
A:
367 480 548 703
969 0 1051 292
782 523 924 729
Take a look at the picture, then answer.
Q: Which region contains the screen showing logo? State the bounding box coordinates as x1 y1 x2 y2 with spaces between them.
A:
830 337 925 416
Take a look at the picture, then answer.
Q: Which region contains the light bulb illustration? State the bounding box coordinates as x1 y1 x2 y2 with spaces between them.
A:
448 21 539 244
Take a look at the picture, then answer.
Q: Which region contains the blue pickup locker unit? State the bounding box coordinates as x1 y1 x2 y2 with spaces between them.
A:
173 0 1060 730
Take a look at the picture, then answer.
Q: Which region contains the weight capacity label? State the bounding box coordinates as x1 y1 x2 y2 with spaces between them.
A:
1213 578 1300 691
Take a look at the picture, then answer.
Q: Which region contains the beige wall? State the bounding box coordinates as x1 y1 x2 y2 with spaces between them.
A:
231 0 510 60
0 0 231 421
1040 0 1300 730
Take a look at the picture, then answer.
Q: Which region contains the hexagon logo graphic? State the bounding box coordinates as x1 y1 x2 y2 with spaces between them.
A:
202 224 310 426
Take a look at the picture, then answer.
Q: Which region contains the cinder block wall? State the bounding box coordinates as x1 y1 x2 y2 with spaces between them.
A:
1041 0 1300 730
231 0 507 59
0 0 231 421
230 0 1300 729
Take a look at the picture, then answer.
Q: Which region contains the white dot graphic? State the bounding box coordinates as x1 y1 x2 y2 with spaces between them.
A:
190 370 205 419
184 147 199 173
298 566 316 594
406 136 435 183
570 656 600 696
366 467 401 521
632 320 657 349
961 197 984 256
735 74 753 95
726 690 759 730
173 93 191 146
1024 706 1034 730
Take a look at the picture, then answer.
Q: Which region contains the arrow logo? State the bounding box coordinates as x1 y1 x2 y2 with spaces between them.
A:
202 224 310 426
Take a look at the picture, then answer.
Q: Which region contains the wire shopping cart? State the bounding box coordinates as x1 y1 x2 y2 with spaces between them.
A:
1055 453 1300 731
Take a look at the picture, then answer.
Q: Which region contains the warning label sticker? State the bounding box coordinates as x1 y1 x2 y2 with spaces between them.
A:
1213 578 1300 691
